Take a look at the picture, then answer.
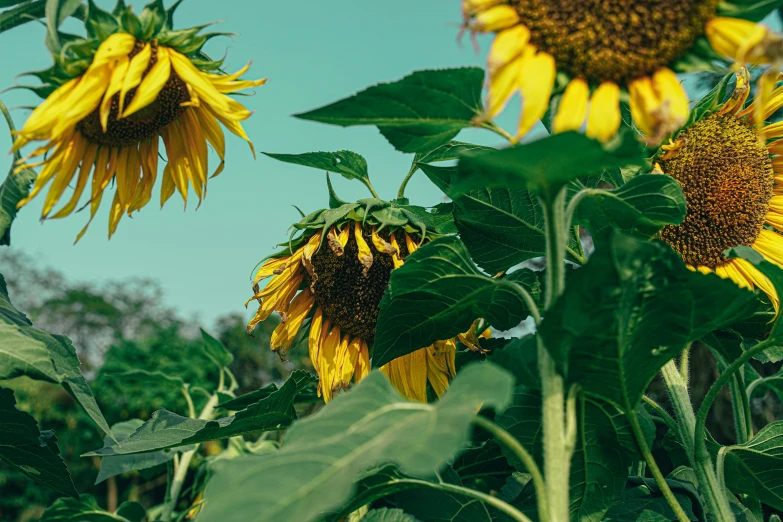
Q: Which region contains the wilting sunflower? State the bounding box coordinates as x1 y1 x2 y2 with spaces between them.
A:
654 68 783 310
246 194 488 402
462 0 783 144
12 0 265 239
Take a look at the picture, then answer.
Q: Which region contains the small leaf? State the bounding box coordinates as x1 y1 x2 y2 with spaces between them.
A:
201 328 234 368
294 68 484 153
264 150 371 186
362 508 421 522
453 130 645 200
373 237 541 368
40 494 130 522
540 232 758 411
138 0 165 39
419 163 583 272
0 387 77 498
199 364 513 522
575 174 686 239
85 0 118 40
86 371 315 456
722 420 783 511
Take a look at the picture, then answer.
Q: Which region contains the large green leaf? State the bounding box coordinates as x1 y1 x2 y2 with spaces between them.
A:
419 163 583 273
199 364 513 522
373 236 540 368
263 150 371 186
453 131 645 200
575 174 686 239
86 370 315 456
496 386 639 522
0 387 77 498
94 419 185 484
539 232 758 411
39 494 133 522
294 68 484 153
0 274 113 438
722 420 783 511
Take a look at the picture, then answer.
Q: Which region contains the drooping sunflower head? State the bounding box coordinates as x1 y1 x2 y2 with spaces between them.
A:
462 0 783 144
12 0 265 240
654 68 783 311
246 194 487 402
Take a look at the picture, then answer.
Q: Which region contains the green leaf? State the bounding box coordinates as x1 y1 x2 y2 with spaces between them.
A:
110 369 185 389
263 150 371 186
86 370 315 456
201 328 233 368
419 163 584 272
453 130 645 200
362 508 421 522
414 140 496 165
722 420 783 511
575 174 686 239
682 70 733 128
373 237 540 368
486 336 540 390
716 0 783 22
539 232 758 411
95 420 184 484
496 387 638 521
138 0 165 39
218 371 319 410
294 68 484 153
0 387 77 498
117 5 140 37
603 482 698 522
199 363 513 522
114 502 146 522
0 274 113 439
45 0 82 52
0 98 37 246
85 0 118 40
727 246 783 343
40 494 131 521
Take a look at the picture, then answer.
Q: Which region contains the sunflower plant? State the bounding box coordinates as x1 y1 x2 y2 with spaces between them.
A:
3 2 783 522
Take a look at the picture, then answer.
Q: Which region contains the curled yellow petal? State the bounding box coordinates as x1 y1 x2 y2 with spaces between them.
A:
371 227 397 255
354 222 373 275
119 43 151 115
122 47 172 118
270 290 315 355
469 4 519 33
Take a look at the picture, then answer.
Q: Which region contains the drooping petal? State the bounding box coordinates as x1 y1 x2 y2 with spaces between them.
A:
586 82 621 143
354 222 373 275
122 46 172 118
469 4 519 32
270 289 315 355
517 51 555 139
552 77 589 134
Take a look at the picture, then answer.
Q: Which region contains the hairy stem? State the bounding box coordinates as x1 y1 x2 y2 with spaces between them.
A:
661 360 735 522
538 189 572 522
474 416 549 522
627 409 690 522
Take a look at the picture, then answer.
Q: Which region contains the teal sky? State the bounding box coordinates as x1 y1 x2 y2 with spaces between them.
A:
0 0 511 327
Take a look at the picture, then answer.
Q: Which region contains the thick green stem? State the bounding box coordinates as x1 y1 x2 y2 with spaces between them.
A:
538 189 572 522
474 416 549 522
661 360 735 522
627 410 691 522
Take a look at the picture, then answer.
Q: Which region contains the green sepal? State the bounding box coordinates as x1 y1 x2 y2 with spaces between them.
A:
139 0 166 40
164 0 184 30
326 174 347 209
85 0 118 40
117 5 142 37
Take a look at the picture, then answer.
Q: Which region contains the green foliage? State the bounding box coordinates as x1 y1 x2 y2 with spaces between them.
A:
39 494 144 521
721 421 783 510
295 68 484 153
200 364 513 522
373 236 541 367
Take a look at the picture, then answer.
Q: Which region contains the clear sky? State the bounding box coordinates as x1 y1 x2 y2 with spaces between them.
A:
0 0 512 327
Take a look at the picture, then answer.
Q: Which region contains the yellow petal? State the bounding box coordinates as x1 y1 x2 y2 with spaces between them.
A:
100 57 130 131
91 33 136 68
706 17 773 64
517 51 555 139
50 142 98 219
354 222 373 274
486 52 525 119
354 339 370 384
390 234 404 268
470 5 519 33
488 25 530 73
552 77 589 134
13 78 79 148
318 324 342 402
271 289 315 354
192 106 226 177
586 82 621 143
308 307 324 373
119 43 151 115
462 0 506 16
371 227 397 255
123 46 172 118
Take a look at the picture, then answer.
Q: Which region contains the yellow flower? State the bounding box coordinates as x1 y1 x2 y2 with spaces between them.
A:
247 222 485 402
12 3 265 240
463 0 780 144
655 68 783 311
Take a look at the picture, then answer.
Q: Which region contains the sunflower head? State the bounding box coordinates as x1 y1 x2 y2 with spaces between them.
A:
653 67 783 311
12 0 265 240
245 189 487 403
462 0 783 145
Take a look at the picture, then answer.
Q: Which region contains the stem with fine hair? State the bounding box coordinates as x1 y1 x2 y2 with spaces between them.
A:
474 415 550 522
661 359 735 522
537 188 573 522
627 409 691 522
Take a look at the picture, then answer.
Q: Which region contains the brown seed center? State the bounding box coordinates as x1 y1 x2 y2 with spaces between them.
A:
659 113 773 268
77 40 190 148
509 0 717 84
306 227 410 341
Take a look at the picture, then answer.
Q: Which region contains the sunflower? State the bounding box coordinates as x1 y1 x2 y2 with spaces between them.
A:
462 0 783 144
246 198 488 402
654 68 783 310
11 0 265 240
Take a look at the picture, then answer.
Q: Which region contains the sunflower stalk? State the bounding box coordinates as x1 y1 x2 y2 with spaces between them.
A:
660 358 736 522
538 187 575 522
